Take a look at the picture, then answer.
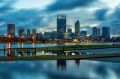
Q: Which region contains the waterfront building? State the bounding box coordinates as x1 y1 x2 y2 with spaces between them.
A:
57 15 66 39
27 29 31 36
7 24 15 36
102 27 110 39
52 31 58 39
32 29 36 36
80 31 87 40
75 20 80 39
92 27 100 41
44 32 52 39
18 27 26 36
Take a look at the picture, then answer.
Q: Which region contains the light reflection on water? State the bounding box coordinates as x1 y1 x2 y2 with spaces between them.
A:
0 59 120 79
0 42 120 49
0 43 119 79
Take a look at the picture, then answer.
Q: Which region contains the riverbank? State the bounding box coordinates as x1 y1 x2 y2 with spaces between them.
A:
2 44 120 52
0 53 120 61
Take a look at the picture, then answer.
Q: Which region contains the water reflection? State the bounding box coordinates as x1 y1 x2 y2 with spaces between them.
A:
0 59 120 79
57 60 66 70
75 59 80 68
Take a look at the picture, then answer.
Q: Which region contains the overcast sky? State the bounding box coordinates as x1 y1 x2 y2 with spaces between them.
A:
0 0 120 35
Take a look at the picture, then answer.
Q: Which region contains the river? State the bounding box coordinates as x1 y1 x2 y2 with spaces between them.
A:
0 42 119 79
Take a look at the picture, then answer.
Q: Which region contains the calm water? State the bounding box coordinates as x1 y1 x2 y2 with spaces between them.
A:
0 43 120 79
0 42 120 49
0 59 120 79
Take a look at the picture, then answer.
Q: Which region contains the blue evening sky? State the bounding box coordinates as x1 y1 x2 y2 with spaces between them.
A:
0 0 120 35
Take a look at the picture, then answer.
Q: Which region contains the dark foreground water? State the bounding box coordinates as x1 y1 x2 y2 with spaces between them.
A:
0 59 120 79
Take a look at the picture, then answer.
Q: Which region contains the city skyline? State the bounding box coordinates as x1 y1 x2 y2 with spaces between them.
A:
0 0 120 36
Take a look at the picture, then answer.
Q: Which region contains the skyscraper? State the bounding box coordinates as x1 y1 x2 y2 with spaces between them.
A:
75 20 80 39
92 27 100 41
27 29 31 36
57 15 66 39
18 27 25 36
102 27 110 39
32 29 36 36
92 27 100 36
7 24 15 36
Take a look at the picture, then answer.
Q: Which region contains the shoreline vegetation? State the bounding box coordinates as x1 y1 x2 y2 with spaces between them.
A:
1 44 120 51
0 53 120 61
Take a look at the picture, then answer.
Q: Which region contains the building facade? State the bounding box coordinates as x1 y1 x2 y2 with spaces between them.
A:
102 27 110 39
75 20 80 39
57 15 66 39
7 24 15 36
18 27 25 36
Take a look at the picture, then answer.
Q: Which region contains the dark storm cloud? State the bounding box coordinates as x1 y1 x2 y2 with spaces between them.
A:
46 0 98 12
0 0 51 34
0 0 16 13
95 8 108 21
99 7 120 34
0 9 49 34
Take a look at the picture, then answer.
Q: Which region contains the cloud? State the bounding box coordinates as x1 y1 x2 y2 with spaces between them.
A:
0 9 51 34
45 0 98 12
0 0 16 13
99 7 120 35
95 8 108 21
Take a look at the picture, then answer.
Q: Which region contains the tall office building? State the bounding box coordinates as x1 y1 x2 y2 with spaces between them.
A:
7 24 15 36
27 29 31 36
18 27 25 36
75 20 80 39
102 27 110 39
32 29 36 36
92 27 100 41
57 15 66 39
92 27 100 36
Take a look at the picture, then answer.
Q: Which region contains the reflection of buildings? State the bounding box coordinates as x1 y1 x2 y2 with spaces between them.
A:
7 24 15 36
75 59 80 68
57 15 66 39
54 51 67 70
57 59 66 70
